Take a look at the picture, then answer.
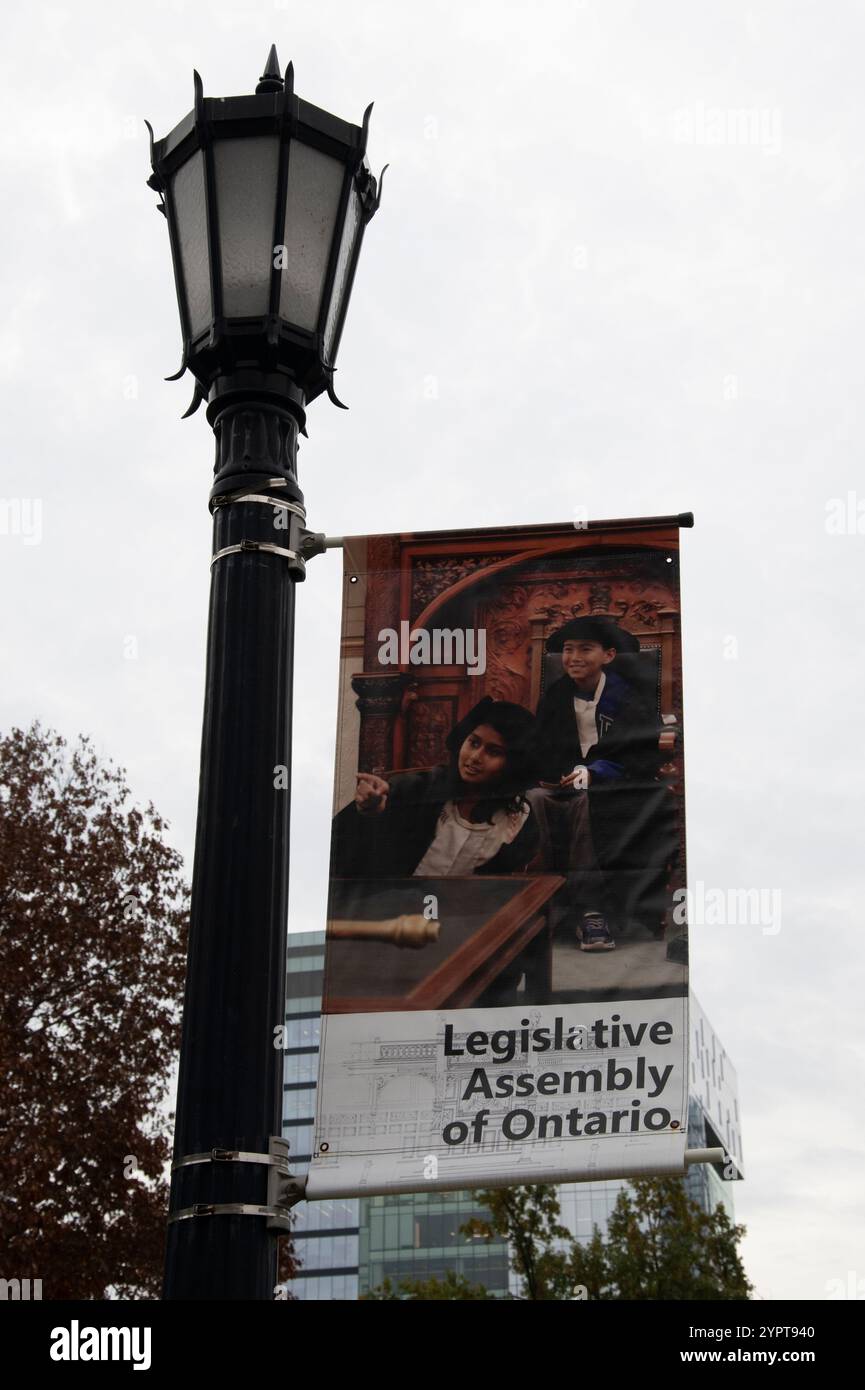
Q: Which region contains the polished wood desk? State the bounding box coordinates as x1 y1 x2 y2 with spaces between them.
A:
323 874 565 1013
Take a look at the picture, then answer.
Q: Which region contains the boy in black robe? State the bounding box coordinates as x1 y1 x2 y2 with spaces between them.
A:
528 616 666 950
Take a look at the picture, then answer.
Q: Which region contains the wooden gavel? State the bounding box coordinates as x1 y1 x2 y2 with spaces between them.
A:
329 915 440 949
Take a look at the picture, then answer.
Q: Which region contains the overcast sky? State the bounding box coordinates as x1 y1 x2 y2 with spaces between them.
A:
2 0 863 1301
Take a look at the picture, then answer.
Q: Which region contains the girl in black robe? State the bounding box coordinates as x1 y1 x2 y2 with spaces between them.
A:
331 697 539 879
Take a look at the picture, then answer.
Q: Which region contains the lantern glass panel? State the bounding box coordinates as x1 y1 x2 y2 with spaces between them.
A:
278 141 345 330
214 136 281 317
171 150 212 338
323 182 361 364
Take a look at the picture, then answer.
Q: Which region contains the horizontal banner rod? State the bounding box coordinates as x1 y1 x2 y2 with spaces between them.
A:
332 512 694 548
684 1147 727 1167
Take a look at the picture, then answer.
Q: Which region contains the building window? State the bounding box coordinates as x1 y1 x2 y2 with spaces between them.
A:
281 1017 321 1048
283 1085 317 1121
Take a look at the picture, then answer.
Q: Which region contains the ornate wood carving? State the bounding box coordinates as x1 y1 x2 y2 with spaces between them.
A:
478 570 679 709
363 538 402 667
407 698 456 768
351 672 414 773
356 542 680 779
410 555 504 617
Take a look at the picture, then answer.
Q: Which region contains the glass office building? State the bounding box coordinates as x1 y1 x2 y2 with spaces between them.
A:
683 993 743 1221
284 931 360 1300
285 930 743 1298
359 1190 511 1297
550 999 743 1274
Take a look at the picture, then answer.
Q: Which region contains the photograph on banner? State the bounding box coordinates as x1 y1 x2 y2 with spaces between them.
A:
307 519 690 1199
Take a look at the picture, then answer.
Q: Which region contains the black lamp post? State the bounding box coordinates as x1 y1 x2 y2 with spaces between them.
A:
147 45 384 1300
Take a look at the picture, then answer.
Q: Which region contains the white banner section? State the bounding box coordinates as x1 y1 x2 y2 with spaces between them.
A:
305 998 688 1199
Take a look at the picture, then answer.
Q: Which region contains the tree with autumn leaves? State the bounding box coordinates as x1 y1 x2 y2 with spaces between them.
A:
0 722 299 1299
0 722 190 1297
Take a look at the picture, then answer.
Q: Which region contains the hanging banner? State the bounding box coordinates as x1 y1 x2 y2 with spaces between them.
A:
305 516 692 1199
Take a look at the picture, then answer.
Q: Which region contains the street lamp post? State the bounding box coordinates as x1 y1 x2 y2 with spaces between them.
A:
147 45 385 1300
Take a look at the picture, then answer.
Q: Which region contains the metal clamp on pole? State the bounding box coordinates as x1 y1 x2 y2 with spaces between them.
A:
265 1136 305 1233
210 481 309 580
167 1136 305 1229
168 1201 294 1224
298 530 345 560
172 1144 292 1172
211 529 343 566
211 489 306 523
210 539 304 578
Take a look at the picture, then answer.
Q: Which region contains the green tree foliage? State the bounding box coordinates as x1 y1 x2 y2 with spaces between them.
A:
366 1177 752 1301
576 1177 753 1300
462 1184 576 1300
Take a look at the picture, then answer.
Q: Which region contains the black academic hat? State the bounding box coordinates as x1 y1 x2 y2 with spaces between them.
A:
545 616 640 654
445 697 536 753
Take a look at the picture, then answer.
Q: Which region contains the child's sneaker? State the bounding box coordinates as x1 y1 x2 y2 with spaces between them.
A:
577 912 616 952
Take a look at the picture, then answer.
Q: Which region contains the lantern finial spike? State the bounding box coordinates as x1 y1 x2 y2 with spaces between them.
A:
256 44 284 94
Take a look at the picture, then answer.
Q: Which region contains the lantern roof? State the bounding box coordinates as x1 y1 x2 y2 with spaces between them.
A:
146 49 386 417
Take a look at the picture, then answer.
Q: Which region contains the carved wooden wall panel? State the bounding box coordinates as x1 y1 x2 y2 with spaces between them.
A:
362 537 402 668
409 554 505 620
354 538 681 773
406 696 458 769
